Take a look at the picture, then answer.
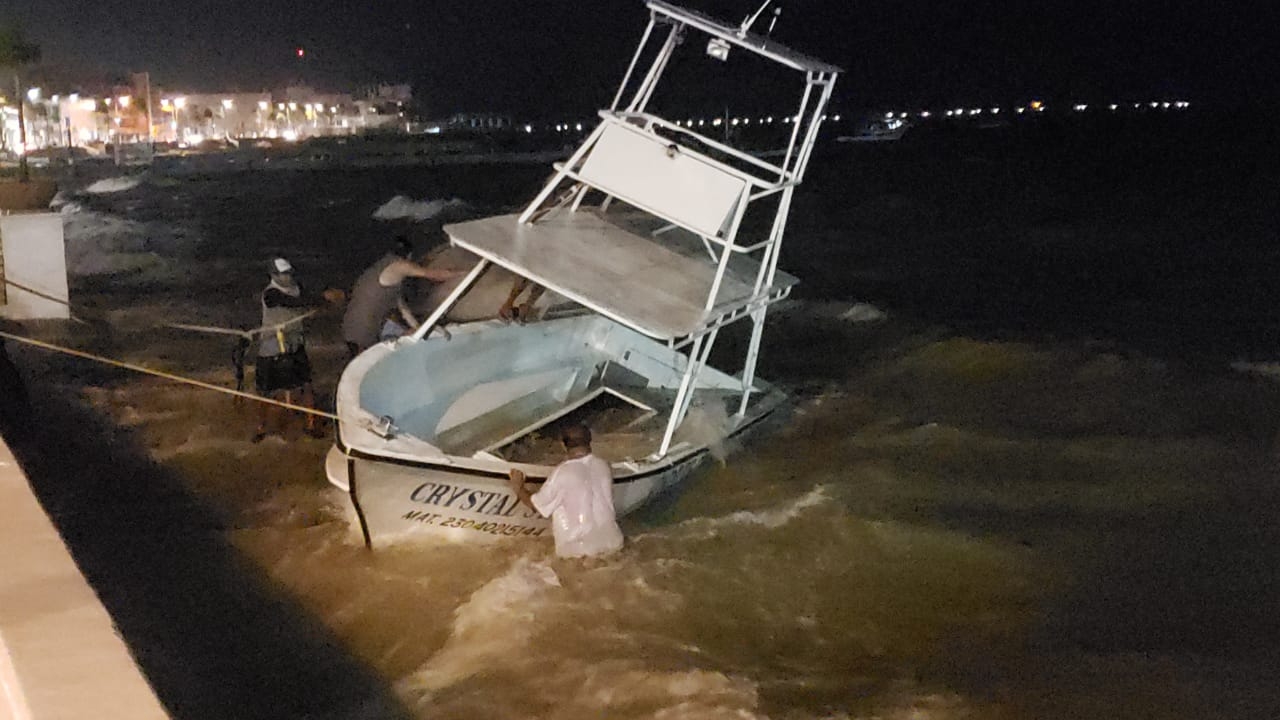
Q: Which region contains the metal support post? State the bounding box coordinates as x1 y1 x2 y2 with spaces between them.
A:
410 258 489 341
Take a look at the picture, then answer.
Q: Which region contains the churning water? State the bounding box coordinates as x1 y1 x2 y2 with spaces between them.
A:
8 117 1280 719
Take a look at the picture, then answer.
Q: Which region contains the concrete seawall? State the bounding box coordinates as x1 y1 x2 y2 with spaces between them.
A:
0 434 168 719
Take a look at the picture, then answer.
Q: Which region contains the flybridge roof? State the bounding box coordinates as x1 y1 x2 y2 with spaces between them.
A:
647 0 842 75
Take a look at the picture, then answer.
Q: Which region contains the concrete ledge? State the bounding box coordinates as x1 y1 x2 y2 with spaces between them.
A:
0 436 168 720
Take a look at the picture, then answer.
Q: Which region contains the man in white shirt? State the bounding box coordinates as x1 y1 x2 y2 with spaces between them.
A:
507 424 624 558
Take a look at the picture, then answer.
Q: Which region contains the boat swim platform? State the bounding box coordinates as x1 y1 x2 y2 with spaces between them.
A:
0 435 169 719
445 211 798 341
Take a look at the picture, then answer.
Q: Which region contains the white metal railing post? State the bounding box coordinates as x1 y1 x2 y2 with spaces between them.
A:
780 73 816 180
702 184 752 313
611 16 657 111
517 122 609 224
763 186 794 290
627 23 681 113
737 307 767 417
409 258 489 341
793 74 836 182
659 333 703 456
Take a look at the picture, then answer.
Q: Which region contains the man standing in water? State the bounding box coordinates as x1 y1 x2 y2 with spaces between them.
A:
254 257 334 442
341 236 461 361
507 424 624 558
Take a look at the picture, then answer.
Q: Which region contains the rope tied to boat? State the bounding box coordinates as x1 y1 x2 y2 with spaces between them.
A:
0 329 338 420
2 275 338 416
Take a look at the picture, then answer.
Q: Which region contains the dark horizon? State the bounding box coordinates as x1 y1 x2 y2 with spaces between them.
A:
3 0 1270 117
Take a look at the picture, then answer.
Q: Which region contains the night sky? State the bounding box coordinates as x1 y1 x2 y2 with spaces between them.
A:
3 0 1271 116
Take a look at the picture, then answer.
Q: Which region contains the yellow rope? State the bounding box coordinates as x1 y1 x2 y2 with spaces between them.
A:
0 329 338 420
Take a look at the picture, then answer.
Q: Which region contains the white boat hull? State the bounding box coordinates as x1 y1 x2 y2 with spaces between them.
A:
327 444 716 545
325 340 783 548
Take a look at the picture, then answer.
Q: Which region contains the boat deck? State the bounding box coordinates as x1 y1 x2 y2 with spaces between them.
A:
445 211 797 341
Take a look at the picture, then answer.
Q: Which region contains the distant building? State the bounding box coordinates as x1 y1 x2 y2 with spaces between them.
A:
447 112 513 132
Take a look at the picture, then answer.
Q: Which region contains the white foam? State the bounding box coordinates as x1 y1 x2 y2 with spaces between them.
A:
60 208 192 278
641 486 832 544
372 195 469 221
840 302 888 323
84 175 144 194
774 299 888 324
400 556 560 694
1230 360 1280 380
711 485 830 529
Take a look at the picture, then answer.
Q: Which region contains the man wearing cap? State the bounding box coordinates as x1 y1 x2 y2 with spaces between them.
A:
254 257 331 441
506 424 624 558
342 236 462 361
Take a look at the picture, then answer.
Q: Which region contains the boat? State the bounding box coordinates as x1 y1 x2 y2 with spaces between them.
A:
836 114 910 143
326 0 841 546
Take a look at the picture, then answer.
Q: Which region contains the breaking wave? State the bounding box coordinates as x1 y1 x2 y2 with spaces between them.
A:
773 299 888 324
635 486 833 544
399 556 561 695
59 205 195 278
372 195 470 221
84 175 145 194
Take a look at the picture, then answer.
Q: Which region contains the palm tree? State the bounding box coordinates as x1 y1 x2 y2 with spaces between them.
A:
0 26 42 180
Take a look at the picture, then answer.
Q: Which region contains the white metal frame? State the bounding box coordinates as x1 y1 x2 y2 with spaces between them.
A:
440 1 839 458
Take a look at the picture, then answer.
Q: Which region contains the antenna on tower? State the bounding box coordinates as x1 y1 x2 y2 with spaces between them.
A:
738 0 776 37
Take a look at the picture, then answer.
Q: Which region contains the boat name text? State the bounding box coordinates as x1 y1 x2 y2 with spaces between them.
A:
408 481 541 519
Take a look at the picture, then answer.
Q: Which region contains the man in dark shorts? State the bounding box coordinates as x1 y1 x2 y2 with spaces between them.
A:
254 257 327 441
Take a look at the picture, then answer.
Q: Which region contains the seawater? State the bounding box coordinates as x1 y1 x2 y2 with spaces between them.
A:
10 119 1280 719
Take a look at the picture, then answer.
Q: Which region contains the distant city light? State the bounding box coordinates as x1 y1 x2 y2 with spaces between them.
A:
258 100 269 110
920 111 930 118
991 107 1000 114
174 97 187 109
575 122 582 131
221 98 234 109
1109 104 1118 110
1016 107 1025 114
1029 101 1042 110
832 115 841 121
26 87 40 102
118 95 131 108
296 47 305 58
